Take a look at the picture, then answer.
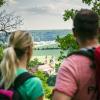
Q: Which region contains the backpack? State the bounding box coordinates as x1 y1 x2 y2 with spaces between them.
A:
67 46 100 100
0 72 33 100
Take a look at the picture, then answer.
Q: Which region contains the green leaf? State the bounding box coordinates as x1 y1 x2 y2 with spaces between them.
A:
0 0 5 7
82 0 93 5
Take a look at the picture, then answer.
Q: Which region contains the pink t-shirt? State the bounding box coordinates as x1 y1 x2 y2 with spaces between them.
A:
54 55 97 100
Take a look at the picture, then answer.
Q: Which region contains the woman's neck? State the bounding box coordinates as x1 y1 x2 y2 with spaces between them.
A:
18 61 27 69
17 56 27 69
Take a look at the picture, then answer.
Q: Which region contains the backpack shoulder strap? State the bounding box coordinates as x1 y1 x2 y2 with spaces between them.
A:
14 72 34 89
67 49 95 68
67 49 94 60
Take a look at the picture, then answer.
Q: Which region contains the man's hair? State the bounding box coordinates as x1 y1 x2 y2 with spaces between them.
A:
73 9 99 41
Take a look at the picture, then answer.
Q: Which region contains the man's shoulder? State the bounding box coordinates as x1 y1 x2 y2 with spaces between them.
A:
61 54 92 71
65 54 91 63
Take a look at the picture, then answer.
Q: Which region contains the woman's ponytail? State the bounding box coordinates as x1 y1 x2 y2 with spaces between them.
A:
0 46 17 89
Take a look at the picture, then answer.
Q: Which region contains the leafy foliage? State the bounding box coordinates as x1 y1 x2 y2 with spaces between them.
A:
82 0 93 5
63 9 78 21
0 0 5 7
82 0 100 14
34 71 52 99
92 1 100 15
56 34 79 50
28 58 43 68
47 75 56 86
55 63 61 72
56 34 79 61
63 0 100 21
0 44 4 62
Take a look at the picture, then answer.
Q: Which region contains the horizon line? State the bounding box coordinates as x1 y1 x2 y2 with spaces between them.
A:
23 28 72 31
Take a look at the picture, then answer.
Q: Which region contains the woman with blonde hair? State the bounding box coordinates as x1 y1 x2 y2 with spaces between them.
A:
0 31 44 100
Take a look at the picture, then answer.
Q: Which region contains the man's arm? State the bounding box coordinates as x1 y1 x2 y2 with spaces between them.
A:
52 58 78 100
52 91 71 100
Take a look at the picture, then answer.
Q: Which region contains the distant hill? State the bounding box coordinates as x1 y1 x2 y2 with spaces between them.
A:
29 29 72 42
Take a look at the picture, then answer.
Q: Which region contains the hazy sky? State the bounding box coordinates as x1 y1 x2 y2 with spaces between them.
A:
2 0 90 30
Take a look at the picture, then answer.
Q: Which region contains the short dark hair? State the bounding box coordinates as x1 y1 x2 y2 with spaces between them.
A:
73 9 99 41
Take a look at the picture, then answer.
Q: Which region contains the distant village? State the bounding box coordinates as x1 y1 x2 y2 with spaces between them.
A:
29 55 56 75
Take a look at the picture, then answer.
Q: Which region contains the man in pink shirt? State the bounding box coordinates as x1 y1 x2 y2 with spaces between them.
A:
52 9 100 100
